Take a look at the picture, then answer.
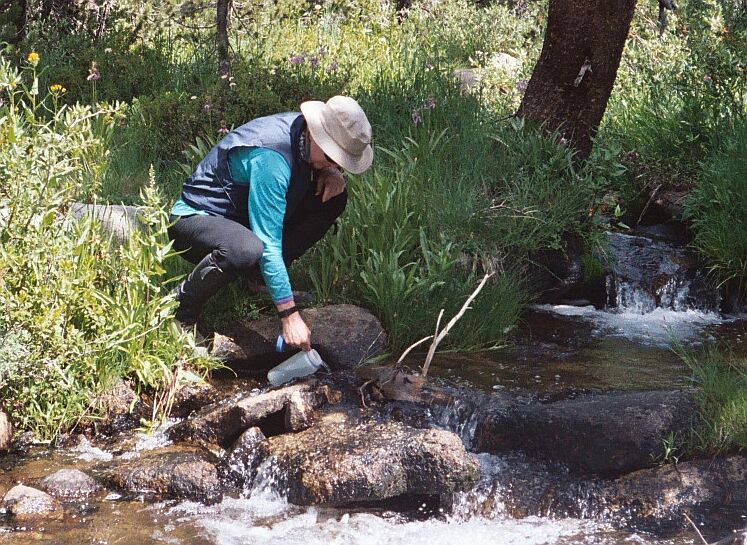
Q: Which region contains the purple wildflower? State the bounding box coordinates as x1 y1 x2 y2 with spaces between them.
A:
86 61 100 82
289 55 306 65
424 96 436 110
328 61 339 72
411 109 422 125
310 57 320 69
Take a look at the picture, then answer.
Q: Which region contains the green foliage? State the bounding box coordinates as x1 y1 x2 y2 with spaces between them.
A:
0 54 216 438
605 0 747 180
679 346 747 453
684 118 747 296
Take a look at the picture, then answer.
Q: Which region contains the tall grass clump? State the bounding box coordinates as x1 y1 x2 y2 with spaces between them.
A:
605 0 747 180
684 118 747 298
679 346 747 453
0 53 215 438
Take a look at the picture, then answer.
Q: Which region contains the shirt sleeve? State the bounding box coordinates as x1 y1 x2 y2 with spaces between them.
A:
228 147 294 304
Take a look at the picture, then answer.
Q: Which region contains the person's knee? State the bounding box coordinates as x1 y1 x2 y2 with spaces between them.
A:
216 239 264 274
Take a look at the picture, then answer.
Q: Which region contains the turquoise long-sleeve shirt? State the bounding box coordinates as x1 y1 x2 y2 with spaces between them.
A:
171 146 294 304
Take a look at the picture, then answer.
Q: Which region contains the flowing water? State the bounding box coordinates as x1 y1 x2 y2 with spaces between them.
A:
2 229 745 544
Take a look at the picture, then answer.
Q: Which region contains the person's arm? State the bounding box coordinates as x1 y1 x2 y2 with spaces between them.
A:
314 166 347 202
229 147 311 351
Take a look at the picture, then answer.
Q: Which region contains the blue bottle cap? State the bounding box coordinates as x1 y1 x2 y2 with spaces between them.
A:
275 335 286 353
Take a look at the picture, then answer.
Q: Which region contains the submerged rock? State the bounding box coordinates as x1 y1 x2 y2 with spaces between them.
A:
3 484 63 521
101 448 221 504
258 413 480 505
40 469 101 499
212 304 387 369
585 455 747 531
473 389 698 476
712 529 747 545
168 381 339 448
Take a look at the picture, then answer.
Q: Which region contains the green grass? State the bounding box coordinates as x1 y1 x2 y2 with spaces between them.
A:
6 0 747 434
684 117 747 300
679 346 747 454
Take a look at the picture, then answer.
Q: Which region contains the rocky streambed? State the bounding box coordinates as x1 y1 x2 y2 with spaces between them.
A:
3 206 747 544
2 339 747 544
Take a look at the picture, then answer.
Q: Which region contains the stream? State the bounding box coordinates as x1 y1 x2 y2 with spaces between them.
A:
2 228 746 544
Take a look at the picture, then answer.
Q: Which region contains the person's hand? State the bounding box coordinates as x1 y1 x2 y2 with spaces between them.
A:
281 312 311 352
315 167 346 203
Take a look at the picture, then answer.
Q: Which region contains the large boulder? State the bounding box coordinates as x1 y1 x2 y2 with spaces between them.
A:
246 413 480 506
100 447 221 504
68 203 143 243
40 469 101 499
212 304 387 370
168 381 340 448
473 389 698 476
3 485 63 521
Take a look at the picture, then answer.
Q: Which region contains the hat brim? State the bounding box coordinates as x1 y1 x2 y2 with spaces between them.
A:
301 101 373 175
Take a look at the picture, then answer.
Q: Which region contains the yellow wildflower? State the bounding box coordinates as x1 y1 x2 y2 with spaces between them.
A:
27 51 40 67
50 84 66 94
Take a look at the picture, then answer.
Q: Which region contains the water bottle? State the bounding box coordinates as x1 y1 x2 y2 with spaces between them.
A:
267 347 327 386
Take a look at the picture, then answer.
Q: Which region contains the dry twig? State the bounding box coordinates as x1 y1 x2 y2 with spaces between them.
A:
683 513 708 545
421 273 492 377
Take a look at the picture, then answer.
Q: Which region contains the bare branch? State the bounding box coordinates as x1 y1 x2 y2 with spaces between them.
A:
421 273 492 377
396 335 434 365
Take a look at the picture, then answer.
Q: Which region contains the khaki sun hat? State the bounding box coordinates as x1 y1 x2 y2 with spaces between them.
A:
300 96 373 175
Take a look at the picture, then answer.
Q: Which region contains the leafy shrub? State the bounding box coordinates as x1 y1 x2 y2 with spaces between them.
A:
0 54 215 438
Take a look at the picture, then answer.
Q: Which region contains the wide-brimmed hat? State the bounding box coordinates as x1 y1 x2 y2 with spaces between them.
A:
300 96 373 175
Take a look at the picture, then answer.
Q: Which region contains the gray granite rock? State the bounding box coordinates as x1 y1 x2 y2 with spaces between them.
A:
3 484 63 521
40 469 101 499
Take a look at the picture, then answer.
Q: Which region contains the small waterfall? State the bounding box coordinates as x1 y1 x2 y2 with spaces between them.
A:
603 231 720 314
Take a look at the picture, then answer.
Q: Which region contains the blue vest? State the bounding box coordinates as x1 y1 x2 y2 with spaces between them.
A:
180 113 312 227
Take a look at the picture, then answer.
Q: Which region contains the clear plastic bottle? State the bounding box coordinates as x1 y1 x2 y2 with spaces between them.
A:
267 348 327 386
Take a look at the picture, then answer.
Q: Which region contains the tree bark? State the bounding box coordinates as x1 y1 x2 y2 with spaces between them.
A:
217 0 231 81
518 0 637 160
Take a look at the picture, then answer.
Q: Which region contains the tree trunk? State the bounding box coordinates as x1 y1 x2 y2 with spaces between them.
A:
216 0 231 81
518 0 637 160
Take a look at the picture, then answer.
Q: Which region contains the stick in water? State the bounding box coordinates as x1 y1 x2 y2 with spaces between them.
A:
421 273 492 377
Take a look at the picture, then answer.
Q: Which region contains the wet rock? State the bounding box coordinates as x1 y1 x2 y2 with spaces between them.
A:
260 414 480 505
170 377 264 418
90 378 144 433
223 427 268 482
473 389 698 476
3 485 63 521
212 304 387 370
584 456 747 531
101 448 221 504
40 469 102 499
168 381 339 448
603 231 720 312
712 530 747 545
0 410 12 452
